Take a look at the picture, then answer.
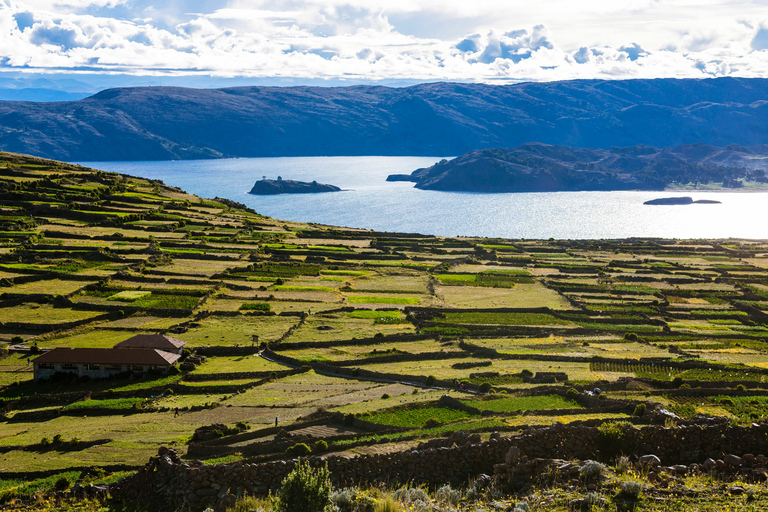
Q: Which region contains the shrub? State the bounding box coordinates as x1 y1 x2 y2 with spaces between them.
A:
737 384 747 392
412 388 419 395
40 437 50 446
624 332 639 341
236 421 248 432
425 375 435 386
343 413 355 426
580 460 607 482
69 437 81 446
55 476 71 491
521 369 533 377
52 434 63 444
618 480 643 500
381 393 390 399
277 460 332 512
392 487 429 506
566 388 580 401
313 440 328 453
435 484 461 507
479 382 492 393
422 417 441 429
633 403 646 417
165 388 174 396
286 443 311 457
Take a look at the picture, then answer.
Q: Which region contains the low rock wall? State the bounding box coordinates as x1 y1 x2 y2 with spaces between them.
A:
114 422 768 512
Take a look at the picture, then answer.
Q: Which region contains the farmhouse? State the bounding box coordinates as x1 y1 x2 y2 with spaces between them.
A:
32 334 186 380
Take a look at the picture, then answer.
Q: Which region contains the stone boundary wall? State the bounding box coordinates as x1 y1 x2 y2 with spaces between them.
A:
115 422 768 512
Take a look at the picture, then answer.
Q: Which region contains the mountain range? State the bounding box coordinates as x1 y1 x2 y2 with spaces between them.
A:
1 77 768 161
386 143 768 192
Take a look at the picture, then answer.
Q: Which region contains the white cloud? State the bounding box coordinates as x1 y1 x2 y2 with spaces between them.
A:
0 0 768 82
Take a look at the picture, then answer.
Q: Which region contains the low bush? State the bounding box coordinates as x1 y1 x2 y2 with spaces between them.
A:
286 443 311 457
277 460 332 512
313 440 328 453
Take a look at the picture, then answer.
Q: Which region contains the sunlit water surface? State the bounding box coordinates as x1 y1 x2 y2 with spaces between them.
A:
80 156 768 240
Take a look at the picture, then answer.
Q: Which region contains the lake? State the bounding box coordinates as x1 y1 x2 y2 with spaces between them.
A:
80 156 768 240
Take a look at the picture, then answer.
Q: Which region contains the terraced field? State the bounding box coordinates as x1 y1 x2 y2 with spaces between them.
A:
2 151 768 506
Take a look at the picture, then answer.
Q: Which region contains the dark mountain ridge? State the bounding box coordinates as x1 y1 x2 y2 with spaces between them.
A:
386 143 768 192
1 77 768 161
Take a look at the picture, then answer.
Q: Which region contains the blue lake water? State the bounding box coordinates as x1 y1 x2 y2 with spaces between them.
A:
80 156 768 240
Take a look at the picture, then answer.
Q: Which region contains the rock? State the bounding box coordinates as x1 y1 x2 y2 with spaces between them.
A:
725 454 743 467
489 431 501 441
744 454 755 466
728 486 744 495
703 458 716 470
249 179 341 195
506 446 521 465
672 465 688 474
639 454 661 466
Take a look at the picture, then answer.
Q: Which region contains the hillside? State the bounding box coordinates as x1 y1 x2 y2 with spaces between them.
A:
3 151 768 509
387 143 768 192
2 77 768 160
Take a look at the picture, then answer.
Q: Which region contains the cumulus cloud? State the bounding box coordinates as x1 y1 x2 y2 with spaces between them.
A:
1 0 768 82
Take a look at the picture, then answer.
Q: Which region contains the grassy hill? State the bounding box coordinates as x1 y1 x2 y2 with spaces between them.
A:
2 151 768 510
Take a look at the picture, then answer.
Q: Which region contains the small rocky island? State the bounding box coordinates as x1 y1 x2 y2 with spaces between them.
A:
644 197 722 205
249 177 341 195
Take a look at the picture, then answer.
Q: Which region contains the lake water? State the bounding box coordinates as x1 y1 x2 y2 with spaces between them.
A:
80 156 768 240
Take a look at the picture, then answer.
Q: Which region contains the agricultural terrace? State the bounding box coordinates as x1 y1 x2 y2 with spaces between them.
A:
1 151 768 503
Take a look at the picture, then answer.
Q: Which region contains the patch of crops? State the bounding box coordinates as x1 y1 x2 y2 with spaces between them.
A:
238 302 271 311
677 368 763 382
348 310 401 319
463 394 580 412
111 374 182 392
362 405 475 427
108 290 153 301
132 293 200 309
348 296 419 304
589 361 675 380
441 312 571 326
64 398 146 410
248 263 322 278
691 310 747 316
320 270 370 276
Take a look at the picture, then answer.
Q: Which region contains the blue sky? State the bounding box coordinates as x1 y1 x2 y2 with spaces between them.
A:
1 0 767 86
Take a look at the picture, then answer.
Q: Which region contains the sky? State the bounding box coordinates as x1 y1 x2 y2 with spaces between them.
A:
1 0 768 87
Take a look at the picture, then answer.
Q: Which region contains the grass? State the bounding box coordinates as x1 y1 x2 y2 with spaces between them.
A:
107 290 152 301
440 312 573 326
361 405 475 427
461 394 581 412
63 398 146 410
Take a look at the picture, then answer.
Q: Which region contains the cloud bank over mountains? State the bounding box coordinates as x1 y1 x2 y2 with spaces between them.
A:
1 0 767 83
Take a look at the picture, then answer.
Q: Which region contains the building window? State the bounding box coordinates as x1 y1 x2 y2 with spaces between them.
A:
105 364 121 371
130 365 144 371
61 363 77 370
39 363 54 370
85 364 100 371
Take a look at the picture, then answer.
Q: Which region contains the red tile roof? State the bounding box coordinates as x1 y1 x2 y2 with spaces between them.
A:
113 334 186 351
33 348 180 366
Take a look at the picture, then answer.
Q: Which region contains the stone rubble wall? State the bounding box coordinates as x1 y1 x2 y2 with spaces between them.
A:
114 422 768 512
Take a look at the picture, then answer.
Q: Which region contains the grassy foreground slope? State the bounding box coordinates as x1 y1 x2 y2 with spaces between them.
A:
2 151 768 509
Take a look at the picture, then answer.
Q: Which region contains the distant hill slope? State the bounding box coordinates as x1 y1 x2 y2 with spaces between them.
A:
1 77 768 161
386 143 768 192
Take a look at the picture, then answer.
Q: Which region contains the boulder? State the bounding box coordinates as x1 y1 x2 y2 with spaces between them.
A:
725 454 743 467
639 454 661 466
506 446 521 465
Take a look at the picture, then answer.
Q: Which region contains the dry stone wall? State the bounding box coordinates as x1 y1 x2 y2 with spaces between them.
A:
115 421 768 512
